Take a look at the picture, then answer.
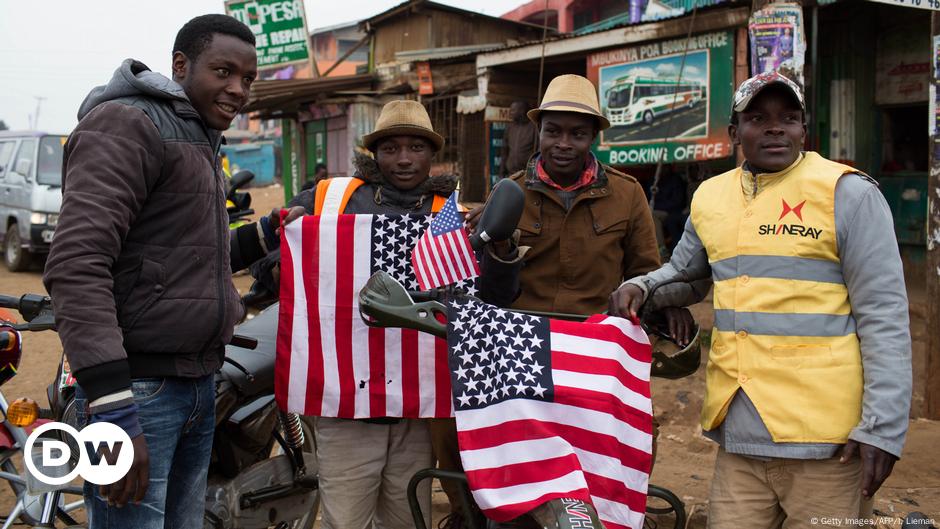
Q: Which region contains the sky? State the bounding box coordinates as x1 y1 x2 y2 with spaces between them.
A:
0 0 526 134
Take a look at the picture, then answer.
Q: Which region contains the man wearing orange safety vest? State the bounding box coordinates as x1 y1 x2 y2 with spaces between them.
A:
293 100 521 529
613 72 912 528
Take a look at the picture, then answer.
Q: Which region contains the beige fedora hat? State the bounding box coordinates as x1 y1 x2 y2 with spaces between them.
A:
527 74 611 130
362 100 444 152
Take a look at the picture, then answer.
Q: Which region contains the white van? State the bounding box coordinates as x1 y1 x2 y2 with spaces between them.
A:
0 131 66 271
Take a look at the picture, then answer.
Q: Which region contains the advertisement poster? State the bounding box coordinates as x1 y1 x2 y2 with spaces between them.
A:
748 3 806 86
488 122 507 189
587 31 734 166
627 0 727 24
875 31 929 105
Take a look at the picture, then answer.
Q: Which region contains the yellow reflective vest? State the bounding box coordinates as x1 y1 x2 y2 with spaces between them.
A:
691 152 863 444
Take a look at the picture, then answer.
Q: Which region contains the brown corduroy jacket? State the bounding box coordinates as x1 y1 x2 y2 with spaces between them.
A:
509 157 661 315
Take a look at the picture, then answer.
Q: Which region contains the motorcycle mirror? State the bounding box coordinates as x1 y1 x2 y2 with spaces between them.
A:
469 178 524 251
229 170 255 193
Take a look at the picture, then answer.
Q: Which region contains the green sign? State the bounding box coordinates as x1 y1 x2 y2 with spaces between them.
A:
226 0 310 68
587 31 735 165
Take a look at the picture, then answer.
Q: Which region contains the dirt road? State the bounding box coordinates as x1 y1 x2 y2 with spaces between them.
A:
1 183 936 527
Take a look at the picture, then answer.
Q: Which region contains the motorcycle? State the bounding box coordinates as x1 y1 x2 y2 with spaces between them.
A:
45 302 320 529
352 179 699 529
0 294 84 528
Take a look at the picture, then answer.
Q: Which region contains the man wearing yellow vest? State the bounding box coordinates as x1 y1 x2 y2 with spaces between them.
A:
614 72 912 527
296 99 522 529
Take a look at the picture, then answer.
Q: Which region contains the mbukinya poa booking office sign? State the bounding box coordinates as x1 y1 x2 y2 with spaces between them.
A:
587 31 735 165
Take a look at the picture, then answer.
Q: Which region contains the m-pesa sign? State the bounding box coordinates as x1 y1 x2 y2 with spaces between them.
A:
226 0 311 68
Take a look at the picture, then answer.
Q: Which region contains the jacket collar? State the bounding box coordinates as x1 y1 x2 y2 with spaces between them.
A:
522 152 610 192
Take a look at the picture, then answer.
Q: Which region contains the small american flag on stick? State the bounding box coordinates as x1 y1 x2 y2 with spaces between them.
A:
411 192 479 290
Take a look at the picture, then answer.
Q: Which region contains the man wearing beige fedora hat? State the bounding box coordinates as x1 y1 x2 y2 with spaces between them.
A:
441 74 702 527
295 99 521 529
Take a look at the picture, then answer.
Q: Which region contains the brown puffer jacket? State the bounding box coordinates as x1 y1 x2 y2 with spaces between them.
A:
509 157 661 315
43 60 243 404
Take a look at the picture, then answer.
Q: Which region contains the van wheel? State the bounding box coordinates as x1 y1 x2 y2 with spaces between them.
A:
643 110 654 125
4 225 31 272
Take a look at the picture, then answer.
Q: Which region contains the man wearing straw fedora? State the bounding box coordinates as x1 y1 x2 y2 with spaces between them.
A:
445 74 704 527
307 99 521 529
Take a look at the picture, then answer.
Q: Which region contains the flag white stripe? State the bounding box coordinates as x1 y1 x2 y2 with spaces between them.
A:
383 328 403 417
317 216 341 417
456 399 652 454
437 232 460 283
595 316 651 346
459 437 648 494
455 229 478 274
444 231 469 278
427 234 451 286
551 332 651 382
592 496 647 529
419 237 442 288
351 215 374 416
470 470 588 511
285 221 309 412
553 370 652 415
418 331 437 416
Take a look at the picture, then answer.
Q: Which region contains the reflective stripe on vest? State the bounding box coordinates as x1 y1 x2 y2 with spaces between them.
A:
314 177 450 214
690 152 863 444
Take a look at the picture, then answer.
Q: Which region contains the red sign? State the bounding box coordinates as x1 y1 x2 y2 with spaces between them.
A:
417 62 434 95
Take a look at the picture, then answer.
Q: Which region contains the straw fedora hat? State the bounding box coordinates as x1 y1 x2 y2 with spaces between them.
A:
527 74 611 130
362 100 444 152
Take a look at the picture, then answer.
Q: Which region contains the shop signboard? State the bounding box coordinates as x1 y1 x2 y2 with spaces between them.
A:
225 0 310 68
748 3 806 86
587 31 735 166
866 0 940 10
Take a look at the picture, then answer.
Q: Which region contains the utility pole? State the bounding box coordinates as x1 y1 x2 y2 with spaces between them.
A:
927 12 940 420
31 96 46 130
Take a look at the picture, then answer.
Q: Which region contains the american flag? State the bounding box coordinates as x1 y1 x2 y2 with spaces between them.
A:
447 297 653 529
412 192 479 290
276 213 476 418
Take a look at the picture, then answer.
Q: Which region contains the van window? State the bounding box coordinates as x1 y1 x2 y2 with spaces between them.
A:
11 139 37 180
0 141 15 179
38 136 65 186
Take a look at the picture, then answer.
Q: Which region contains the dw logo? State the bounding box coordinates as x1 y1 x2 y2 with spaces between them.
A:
24 422 134 485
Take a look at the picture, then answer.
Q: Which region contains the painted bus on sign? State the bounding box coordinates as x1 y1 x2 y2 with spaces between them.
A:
604 76 704 127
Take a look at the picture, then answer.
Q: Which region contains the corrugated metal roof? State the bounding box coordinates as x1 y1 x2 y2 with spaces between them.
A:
395 43 506 62
244 74 376 115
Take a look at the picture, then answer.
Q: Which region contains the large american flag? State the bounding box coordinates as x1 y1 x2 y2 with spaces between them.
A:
447 297 653 529
412 192 479 290
276 214 475 418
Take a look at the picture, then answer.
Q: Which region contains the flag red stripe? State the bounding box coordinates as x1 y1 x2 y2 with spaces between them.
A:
550 319 652 363
444 231 469 278
433 233 459 283
464 453 583 489
274 225 295 410
479 489 592 523
553 385 654 435
401 330 420 417
368 326 387 417
582 472 648 515
302 216 325 414
552 351 651 399
458 419 651 474
334 215 357 417
435 338 451 417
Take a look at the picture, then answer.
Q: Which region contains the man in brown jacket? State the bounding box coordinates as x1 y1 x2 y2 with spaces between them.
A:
438 74 699 527
42 15 291 529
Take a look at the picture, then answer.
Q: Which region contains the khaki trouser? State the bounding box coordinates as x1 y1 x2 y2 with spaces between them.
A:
315 417 433 529
708 447 875 529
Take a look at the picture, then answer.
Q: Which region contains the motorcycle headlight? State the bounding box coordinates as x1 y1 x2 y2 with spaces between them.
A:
30 212 48 225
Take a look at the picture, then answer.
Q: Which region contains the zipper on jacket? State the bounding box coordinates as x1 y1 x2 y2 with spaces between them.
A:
197 130 227 369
